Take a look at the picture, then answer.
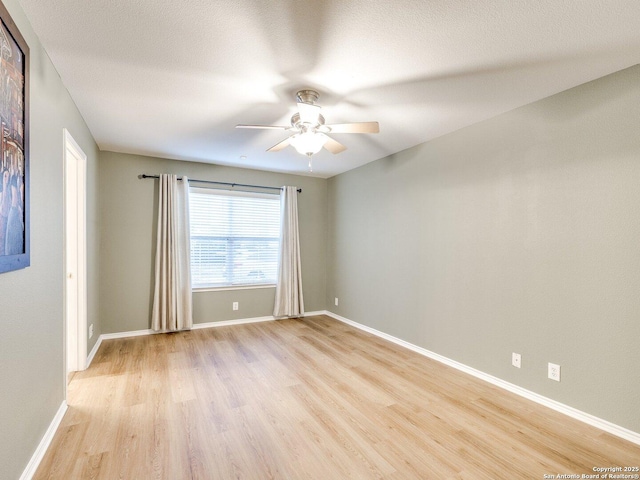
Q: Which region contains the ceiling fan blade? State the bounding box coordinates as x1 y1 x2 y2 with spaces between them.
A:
236 124 289 130
267 137 291 152
297 102 321 125
325 121 379 134
323 135 347 154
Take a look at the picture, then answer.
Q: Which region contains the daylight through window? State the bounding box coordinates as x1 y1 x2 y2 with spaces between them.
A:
189 188 281 289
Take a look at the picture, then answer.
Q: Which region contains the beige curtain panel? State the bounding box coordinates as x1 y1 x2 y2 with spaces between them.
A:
273 186 304 318
151 174 193 331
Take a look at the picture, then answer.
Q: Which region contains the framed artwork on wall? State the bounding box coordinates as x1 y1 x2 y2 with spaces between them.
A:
0 0 29 274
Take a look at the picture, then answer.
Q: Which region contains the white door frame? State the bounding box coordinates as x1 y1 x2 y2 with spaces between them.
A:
64 128 87 378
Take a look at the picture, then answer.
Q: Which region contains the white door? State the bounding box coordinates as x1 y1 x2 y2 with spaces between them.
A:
64 129 87 377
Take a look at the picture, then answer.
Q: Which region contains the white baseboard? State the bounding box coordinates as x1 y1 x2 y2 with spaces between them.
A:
86 335 102 368
100 328 155 340
98 311 325 340
193 311 324 328
323 310 640 446
19 401 68 480
192 315 275 329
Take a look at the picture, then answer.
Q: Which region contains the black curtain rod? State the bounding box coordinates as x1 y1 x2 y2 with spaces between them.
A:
138 174 301 193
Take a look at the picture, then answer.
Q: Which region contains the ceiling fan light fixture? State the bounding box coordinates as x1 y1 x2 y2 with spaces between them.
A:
289 131 327 156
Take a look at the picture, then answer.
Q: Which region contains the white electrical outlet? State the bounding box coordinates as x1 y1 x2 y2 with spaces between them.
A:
232 302 239 311
89 324 94 339
334 297 339 306
548 363 561 382
512 352 521 368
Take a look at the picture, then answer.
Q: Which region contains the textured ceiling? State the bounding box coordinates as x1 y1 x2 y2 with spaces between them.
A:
18 0 640 178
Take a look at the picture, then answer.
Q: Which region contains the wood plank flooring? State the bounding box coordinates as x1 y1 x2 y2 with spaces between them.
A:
35 315 640 479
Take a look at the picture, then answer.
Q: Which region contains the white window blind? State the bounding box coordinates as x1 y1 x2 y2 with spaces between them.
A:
189 188 281 289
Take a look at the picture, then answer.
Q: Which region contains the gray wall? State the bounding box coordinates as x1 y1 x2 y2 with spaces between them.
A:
0 0 100 478
98 151 327 333
326 65 640 433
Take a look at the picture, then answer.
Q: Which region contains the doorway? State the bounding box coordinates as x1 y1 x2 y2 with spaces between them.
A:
64 129 87 380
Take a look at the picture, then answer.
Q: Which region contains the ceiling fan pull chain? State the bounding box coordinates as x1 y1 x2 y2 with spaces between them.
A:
307 154 313 172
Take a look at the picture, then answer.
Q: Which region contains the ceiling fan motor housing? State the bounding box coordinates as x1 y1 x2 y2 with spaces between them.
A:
296 89 320 105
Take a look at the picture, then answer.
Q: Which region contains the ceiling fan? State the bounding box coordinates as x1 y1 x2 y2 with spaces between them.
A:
236 89 379 170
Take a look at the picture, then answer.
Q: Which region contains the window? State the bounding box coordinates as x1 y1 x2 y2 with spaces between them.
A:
189 188 281 289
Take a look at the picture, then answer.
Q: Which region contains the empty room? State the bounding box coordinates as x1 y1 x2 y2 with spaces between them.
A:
1 0 639 478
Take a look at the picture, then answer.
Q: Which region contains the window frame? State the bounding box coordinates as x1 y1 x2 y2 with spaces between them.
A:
189 187 281 292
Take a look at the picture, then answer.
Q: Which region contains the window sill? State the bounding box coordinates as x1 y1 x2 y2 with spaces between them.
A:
193 284 276 293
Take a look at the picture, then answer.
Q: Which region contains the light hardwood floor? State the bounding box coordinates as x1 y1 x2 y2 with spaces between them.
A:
35 315 639 479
